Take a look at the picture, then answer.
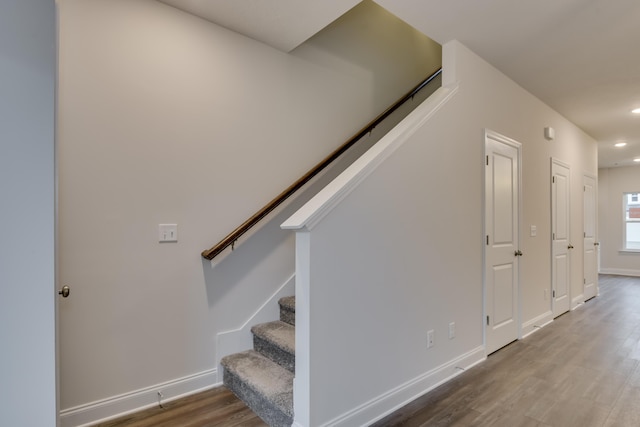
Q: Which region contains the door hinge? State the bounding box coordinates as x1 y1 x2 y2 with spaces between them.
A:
584 232 586 237
486 315 490 326
486 235 489 245
486 155 489 166
584 278 586 284
552 176 555 184
552 232 555 240
552 290 556 298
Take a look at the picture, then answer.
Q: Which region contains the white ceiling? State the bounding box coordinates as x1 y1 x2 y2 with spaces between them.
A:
158 0 640 168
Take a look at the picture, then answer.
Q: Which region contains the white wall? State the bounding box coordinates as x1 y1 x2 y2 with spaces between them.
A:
283 40 597 426
0 1 57 425
56 0 441 422
598 166 640 276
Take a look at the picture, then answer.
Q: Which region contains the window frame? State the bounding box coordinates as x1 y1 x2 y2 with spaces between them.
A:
623 192 640 251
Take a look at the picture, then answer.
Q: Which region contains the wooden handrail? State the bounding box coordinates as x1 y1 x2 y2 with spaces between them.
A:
202 67 442 260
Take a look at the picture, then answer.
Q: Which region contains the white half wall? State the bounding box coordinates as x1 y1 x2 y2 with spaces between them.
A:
283 40 597 426
0 1 57 425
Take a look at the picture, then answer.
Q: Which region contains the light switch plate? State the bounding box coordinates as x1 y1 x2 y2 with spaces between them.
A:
530 225 537 237
159 224 178 242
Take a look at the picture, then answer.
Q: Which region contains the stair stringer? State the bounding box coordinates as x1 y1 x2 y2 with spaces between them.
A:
215 273 295 384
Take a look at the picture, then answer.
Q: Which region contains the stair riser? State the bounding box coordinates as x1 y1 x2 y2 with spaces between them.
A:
254 335 295 373
279 307 295 326
278 296 295 326
223 369 293 427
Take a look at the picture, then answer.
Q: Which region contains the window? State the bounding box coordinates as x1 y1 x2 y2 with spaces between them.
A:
624 192 640 250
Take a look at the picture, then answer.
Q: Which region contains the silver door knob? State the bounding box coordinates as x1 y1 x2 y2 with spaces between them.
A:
58 285 70 298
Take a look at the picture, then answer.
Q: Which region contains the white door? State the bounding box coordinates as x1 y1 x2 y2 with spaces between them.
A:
485 131 520 355
552 160 571 317
583 174 598 300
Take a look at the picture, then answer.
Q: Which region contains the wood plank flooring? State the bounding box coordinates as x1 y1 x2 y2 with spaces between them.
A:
93 387 267 427
373 274 640 427
96 274 640 427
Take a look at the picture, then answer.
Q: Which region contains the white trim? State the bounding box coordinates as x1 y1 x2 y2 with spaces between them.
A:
582 172 598 301
293 231 311 427
622 191 640 253
319 346 485 427
599 268 640 277
521 311 553 339
216 273 295 367
572 301 585 310
571 294 585 310
551 158 572 318
281 84 458 231
59 369 217 427
483 130 523 355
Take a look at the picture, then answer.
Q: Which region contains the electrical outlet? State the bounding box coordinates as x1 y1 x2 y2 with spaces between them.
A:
449 322 455 339
427 330 435 348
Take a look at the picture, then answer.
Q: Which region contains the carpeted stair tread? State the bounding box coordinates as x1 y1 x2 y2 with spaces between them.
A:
278 296 295 326
222 350 293 427
251 320 295 372
251 321 295 354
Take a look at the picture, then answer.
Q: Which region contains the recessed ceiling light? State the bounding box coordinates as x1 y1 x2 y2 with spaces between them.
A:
615 142 627 147
632 108 640 114
634 158 640 162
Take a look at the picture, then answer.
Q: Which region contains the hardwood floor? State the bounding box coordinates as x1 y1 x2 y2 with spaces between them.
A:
93 387 267 427
97 275 640 427
373 274 640 427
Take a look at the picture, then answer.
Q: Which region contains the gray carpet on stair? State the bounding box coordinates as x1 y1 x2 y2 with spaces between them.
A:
279 296 295 326
252 320 295 372
222 296 296 426
222 350 293 427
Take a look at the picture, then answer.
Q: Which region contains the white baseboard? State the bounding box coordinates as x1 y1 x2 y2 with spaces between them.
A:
571 294 585 310
319 346 485 427
216 274 295 369
59 368 217 427
599 268 640 277
521 311 553 339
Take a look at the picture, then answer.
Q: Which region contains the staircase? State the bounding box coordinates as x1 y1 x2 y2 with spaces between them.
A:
221 296 296 427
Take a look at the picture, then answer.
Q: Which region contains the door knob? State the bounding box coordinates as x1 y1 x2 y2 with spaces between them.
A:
568 244 574 249
594 242 600 246
58 285 70 298
514 250 523 256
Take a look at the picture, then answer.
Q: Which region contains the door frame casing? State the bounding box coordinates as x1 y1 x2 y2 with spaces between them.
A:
483 129 523 354
550 158 571 317
583 172 598 301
